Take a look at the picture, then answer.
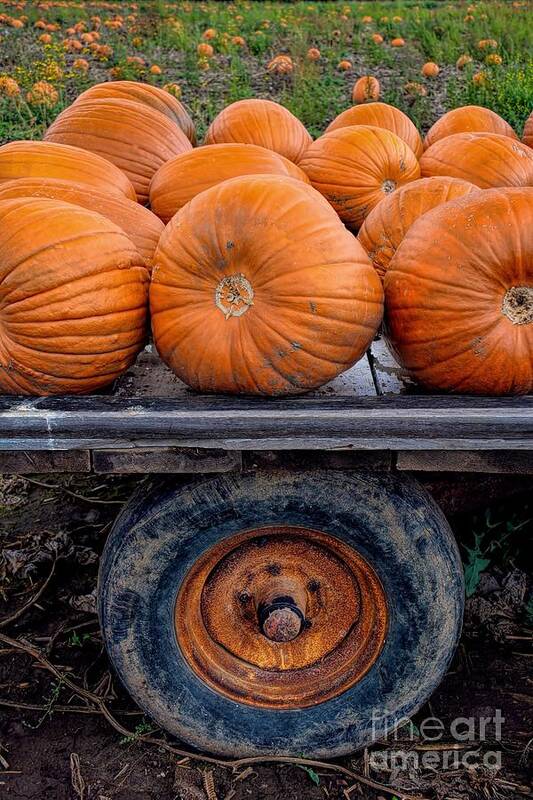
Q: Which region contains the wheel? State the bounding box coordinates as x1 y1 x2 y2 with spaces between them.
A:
99 469 464 758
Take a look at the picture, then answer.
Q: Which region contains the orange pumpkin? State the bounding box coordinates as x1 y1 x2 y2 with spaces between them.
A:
421 61 439 77
358 176 479 280
205 99 312 164
299 125 420 230
150 175 383 395
0 178 164 272
267 54 294 74
325 101 423 157
420 132 533 188
523 111 533 148
352 76 380 103
74 79 196 144
424 105 517 149
149 143 309 224
391 37 405 47
0 140 136 201
45 98 193 204
456 54 473 69
0 197 148 395
384 188 533 395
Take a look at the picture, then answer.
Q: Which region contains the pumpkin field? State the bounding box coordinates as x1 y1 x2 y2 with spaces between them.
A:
0 1 532 800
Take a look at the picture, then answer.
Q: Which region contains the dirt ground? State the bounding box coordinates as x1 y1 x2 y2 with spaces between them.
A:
0 473 531 800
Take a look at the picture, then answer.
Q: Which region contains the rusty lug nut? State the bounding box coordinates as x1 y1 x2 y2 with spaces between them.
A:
258 596 304 643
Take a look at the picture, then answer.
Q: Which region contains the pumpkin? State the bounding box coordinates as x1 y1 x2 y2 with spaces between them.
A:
307 47 321 61
523 111 533 148
0 140 136 201
150 175 383 395
325 101 423 157
391 38 405 47
0 178 164 272
358 176 479 280
267 54 294 74
149 143 309 224
337 60 353 71
205 99 312 164
421 61 439 77
299 125 420 230
197 42 214 57
45 97 193 204
424 105 517 149
352 76 380 103
0 197 148 395
384 187 533 395
74 80 196 144
420 132 533 187
456 54 473 69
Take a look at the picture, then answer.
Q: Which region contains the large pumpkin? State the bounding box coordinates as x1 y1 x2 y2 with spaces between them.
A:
299 125 420 230
423 105 518 149
420 133 533 188
325 102 423 158
204 99 312 164
150 143 309 223
0 197 149 395
523 111 533 148
0 178 164 272
0 140 136 201
150 175 383 395
358 176 479 279
384 187 533 395
74 80 196 144
45 98 192 204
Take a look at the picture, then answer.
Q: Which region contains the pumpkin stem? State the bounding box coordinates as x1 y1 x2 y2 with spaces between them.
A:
382 179 396 194
215 273 254 319
502 286 533 326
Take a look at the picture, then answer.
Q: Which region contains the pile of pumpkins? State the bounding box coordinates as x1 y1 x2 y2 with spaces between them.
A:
0 82 531 397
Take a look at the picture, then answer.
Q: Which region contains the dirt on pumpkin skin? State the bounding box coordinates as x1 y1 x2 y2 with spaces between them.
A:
0 474 531 800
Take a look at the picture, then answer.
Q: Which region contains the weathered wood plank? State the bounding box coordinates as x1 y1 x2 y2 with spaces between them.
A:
0 450 91 473
92 448 241 474
397 450 533 474
369 338 416 396
0 395 531 451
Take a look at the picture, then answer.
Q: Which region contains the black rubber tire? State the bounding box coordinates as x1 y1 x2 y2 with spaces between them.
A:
98 469 464 758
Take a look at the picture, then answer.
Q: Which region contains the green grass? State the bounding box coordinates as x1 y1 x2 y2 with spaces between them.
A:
0 1 532 143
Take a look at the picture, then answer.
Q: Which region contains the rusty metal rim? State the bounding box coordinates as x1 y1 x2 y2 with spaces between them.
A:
174 526 388 709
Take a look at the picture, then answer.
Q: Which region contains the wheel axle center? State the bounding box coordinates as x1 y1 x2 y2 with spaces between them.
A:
259 597 304 642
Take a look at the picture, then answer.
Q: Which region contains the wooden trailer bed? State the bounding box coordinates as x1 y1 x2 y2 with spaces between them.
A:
0 338 532 474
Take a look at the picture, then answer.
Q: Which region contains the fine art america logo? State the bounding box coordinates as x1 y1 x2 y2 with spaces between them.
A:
370 710 505 776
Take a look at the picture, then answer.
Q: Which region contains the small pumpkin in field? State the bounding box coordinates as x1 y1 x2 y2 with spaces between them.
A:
420 132 533 187
306 47 320 61
197 42 214 57
0 140 135 200
205 99 312 164
384 188 533 395
522 111 533 148
358 176 479 279
325 101 423 157
150 143 309 223
0 177 164 272
456 54 473 69
424 105 517 149
0 197 148 395
337 59 353 71
391 37 405 47
45 98 193 204
150 175 383 395
299 125 420 230
267 54 294 74
74 80 196 144
352 76 380 103
421 62 439 77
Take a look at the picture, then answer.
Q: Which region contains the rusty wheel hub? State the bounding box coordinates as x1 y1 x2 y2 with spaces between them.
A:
175 527 388 708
